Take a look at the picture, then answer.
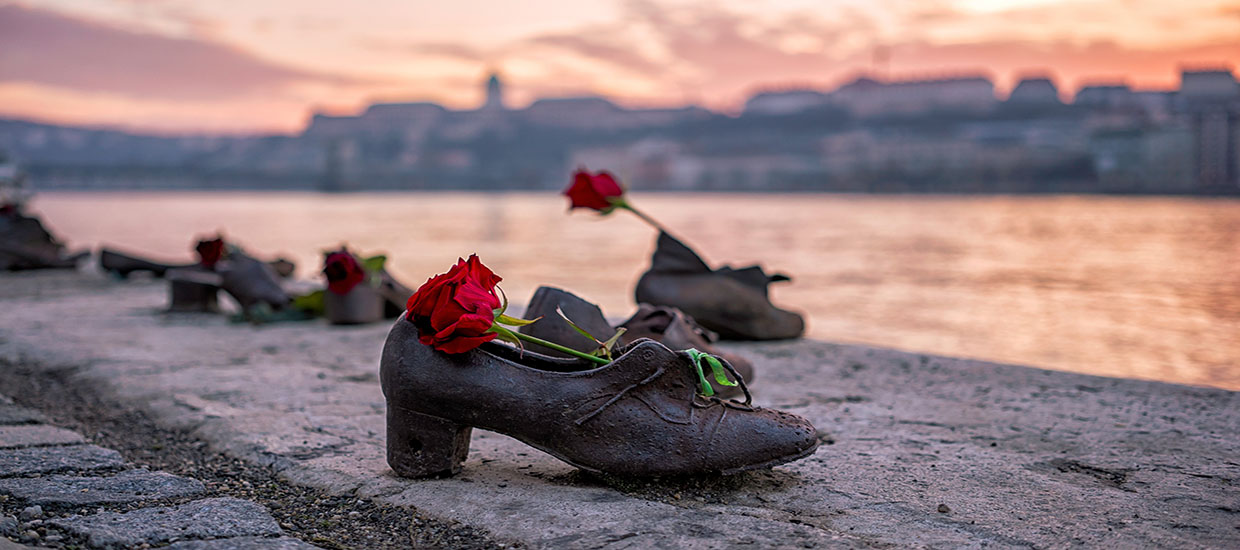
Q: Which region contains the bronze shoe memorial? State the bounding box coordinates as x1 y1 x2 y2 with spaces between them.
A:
99 248 194 278
218 251 291 317
380 255 818 478
519 286 756 394
0 202 87 271
563 168 805 341
165 268 221 313
635 231 804 340
101 238 296 281
321 248 414 325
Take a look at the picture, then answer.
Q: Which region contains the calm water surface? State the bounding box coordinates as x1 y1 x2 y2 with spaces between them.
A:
25 192 1240 391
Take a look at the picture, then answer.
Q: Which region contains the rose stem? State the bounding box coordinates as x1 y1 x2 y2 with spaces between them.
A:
510 331 610 365
621 204 667 233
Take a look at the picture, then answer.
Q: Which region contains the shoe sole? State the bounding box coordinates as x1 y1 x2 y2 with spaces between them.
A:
499 430 821 478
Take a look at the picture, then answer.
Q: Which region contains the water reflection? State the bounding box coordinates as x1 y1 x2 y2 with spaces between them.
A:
27 192 1240 391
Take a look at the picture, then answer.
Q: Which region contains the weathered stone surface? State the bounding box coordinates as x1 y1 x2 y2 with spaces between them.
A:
165 536 322 550
0 539 39 550
0 469 204 509
0 425 84 449
51 497 282 549
0 444 124 477
0 403 44 425
4 273 1239 549
0 514 18 536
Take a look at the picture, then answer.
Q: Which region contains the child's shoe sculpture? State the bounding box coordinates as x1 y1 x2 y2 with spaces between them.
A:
380 318 818 478
635 232 804 340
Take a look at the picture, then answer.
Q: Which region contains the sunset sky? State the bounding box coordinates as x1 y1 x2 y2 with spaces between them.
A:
2 0 1238 134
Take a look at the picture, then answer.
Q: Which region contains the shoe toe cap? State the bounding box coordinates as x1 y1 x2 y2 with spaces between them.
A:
708 407 818 473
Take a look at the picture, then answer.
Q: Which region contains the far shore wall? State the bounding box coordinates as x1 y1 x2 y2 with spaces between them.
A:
24 166 1240 196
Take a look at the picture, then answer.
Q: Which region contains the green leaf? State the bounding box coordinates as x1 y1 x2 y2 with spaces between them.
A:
597 327 627 358
496 313 541 327
290 290 325 315
555 307 603 345
685 348 716 397
488 325 525 353
705 355 738 387
361 255 387 273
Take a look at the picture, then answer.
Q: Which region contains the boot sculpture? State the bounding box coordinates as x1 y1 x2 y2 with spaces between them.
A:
562 169 804 340
635 232 804 340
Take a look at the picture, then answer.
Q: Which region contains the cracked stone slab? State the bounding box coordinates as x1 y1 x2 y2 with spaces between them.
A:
51 497 282 549
0 403 45 425
0 469 204 509
0 425 84 448
0 444 124 477
166 536 323 550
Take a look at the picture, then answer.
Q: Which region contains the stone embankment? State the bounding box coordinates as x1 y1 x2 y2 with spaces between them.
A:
1 271 1237 548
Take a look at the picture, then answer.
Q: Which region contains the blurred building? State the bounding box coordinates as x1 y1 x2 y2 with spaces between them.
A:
4 65 1239 194
831 74 997 116
743 89 831 116
1177 69 1240 190
1008 76 1062 105
1075 84 1137 109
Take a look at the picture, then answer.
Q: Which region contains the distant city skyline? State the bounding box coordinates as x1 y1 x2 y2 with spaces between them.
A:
2 0 1238 133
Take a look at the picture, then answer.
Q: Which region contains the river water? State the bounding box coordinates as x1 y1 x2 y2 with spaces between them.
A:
24 191 1240 391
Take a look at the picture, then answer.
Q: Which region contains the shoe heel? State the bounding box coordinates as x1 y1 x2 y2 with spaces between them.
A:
386 405 472 478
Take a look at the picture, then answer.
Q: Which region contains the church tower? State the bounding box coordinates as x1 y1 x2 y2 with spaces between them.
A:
483 72 505 112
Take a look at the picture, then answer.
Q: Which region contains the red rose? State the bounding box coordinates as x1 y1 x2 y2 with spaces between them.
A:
405 255 503 354
564 169 624 212
195 237 225 268
323 251 366 295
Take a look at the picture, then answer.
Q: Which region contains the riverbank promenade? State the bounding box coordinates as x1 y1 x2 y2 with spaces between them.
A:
2 271 1237 548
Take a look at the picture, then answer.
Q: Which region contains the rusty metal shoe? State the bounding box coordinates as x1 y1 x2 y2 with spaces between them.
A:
518 286 616 356
99 248 193 278
0 210 87 271
165 267 221 312
381 319 818 478
376 269 414 318
325 283 386 324
635 231 804 340
324 268 412 324
217 252 291 315
619 303 755 386
519 286 756 392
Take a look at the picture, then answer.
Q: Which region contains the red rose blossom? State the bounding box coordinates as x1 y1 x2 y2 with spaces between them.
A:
323 251 367 295
195 237 225 268
564 169 624 212
405 255 503 354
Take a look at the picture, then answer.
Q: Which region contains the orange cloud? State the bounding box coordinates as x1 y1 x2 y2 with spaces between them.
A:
2 0 1237 132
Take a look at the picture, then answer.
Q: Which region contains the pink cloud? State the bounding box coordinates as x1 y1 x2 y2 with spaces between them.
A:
0 4 369 101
